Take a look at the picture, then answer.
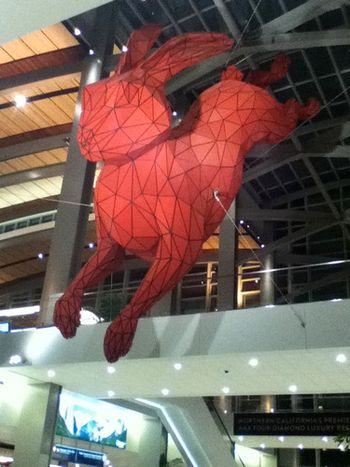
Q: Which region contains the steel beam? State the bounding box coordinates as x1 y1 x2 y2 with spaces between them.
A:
0 133 70 163
274 252 337 265
243 29 350 52
240 222 338 263
0 164 65 189
244 145 350 183
0 60 83 92
237 207 334 222
266 178 350 208
278 265 350 301
260 0 345 34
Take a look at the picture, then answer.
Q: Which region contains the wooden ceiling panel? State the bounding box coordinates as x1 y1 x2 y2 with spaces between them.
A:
1 39 34 62
0 23 79 64
0 93 77 137
0 176 63 208
0 148 68 175
0 74 80 104
21 30 58 55
50 93 77 117
41 24 79 49
31 97 75 125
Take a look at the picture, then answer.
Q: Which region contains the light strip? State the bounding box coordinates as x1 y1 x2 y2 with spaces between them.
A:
136 398 198 467
0 305 39 317
240 259 350 276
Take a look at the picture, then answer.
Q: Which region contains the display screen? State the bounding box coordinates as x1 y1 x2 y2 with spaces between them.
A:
0 322 9 333
56 389 127 449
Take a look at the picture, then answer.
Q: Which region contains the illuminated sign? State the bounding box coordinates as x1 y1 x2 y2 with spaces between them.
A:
53 445 105 466
234 412 350 436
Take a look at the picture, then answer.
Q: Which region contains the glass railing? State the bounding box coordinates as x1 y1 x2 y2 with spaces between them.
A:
0 206 94 236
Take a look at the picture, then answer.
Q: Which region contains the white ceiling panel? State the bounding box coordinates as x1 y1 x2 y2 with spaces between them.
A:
0 0 113 45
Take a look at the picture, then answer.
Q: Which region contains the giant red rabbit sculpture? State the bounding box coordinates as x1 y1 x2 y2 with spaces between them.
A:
53 25 319 362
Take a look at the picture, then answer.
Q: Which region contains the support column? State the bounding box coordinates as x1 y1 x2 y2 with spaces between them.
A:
14 383 61 467
278 449 300 467
217 200 237 311
137 416 165 467
260 223 274 306
39 3 116 326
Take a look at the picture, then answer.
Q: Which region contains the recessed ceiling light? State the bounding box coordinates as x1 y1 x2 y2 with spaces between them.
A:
265 304 275 308
261 244 265 248
122 45 128 52
73 27 81 36
173 363 182 370
14 94 27 108
278 436 284 442
37 252 45 260
270 408 275 413
172 110 178 117
249 358 259 367
107 390 115 397
298 443 304 450
89 49 94 56
239 220 244 224
336 353 347 363
322 436 328 443
288 384 298 393
222 386 230 394
9 354 22 365
161 388 169 396
238 436 244 442
224 409 228 414
260 443 265 449
107 366 116 374
47 369 55 378
339 444 345 451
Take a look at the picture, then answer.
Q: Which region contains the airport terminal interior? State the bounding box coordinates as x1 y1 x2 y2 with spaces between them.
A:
1 0 350 465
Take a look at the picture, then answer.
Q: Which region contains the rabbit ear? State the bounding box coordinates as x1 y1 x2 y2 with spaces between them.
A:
140 32 233 84
116 24 162 74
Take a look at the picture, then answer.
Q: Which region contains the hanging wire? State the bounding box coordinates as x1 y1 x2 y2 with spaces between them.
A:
45 197 92 208
213 190 307 329
224 0 264 68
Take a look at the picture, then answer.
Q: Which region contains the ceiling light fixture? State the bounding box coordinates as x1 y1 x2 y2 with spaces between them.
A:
9 354 23 365
161 388 170 396
89 49 95 56
278 436 284 442
322 436 328 443
14 94 27 108
107 390 115 397
222 386 230 394
74 27 81 36
122 45 128 52
288 384 298 393
248 357 259 367
336 353 347 363
47 369 55 378
298 443 304 450
107 366 116 374
238 436 244 442
173 363 182 370
260 443 265 449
